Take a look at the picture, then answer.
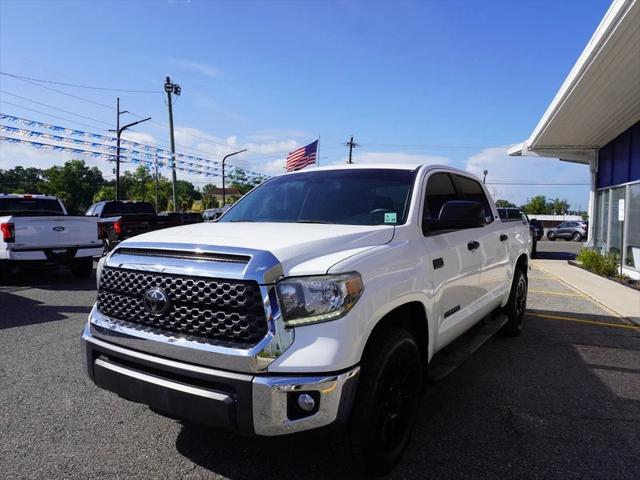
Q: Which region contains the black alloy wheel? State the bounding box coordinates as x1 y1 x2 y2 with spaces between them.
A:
349 328 423 476
500 269 527 337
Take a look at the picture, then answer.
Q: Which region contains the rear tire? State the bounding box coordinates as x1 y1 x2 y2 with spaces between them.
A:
547 232 555 241
500 269 527 337
70 257 93 278
348 327 423 476
572 232 582 242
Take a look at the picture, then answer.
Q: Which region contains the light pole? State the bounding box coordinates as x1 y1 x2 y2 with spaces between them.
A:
110 97 151 201
164 76 181 211
222 149 247 207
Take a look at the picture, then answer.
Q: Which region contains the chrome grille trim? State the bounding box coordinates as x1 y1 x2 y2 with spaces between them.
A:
97 266 267 347
89 242 294 373
113 247 251 264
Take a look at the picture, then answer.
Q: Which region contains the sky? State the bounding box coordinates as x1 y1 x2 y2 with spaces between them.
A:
0 0 612 210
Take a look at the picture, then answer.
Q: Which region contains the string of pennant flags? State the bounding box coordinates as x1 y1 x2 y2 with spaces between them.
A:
0 124 217 172
0 134 224 177
0 113 270 181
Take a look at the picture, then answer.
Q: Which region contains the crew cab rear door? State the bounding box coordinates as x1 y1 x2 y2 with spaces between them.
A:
420 171 484 349
451 173 509 304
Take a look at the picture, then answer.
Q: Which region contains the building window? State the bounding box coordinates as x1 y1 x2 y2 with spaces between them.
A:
609 187 626 259
626 183 640 271
595 189 609 253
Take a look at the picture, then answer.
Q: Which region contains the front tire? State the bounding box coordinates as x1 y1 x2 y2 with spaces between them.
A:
500 269 528 337
572 232 582 242
348 328 423 476
547 232 556 241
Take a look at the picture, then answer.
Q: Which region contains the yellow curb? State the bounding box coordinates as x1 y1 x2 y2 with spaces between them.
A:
532 262 632 323
529 313 640 331
529 289 585 297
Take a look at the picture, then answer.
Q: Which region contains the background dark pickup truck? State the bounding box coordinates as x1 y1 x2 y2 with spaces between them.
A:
86 201 183 252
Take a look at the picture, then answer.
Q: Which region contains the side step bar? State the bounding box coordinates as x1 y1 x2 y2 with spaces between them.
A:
427 313 508 383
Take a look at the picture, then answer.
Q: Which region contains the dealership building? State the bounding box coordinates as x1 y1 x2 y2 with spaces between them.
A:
510 0 640 279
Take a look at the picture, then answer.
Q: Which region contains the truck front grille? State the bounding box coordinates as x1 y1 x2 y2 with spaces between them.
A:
96 266 268 347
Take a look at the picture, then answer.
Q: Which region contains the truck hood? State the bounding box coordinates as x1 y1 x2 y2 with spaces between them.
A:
124 222 395 276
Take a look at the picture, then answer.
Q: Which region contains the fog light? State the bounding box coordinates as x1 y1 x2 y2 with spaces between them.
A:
297 393 316 412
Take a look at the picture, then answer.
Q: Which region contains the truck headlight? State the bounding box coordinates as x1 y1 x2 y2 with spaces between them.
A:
96 256 106 289
276 272 364 327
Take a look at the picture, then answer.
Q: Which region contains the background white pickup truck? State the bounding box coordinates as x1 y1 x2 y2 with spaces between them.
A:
82 164 530 475
0 194 102 280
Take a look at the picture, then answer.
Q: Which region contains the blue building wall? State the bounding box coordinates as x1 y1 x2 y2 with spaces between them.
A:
597 120 640 188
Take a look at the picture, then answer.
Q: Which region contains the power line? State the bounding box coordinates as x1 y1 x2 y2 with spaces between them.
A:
0 100 111 131
486 182 589 186
3 72 255 157
5 74 115 111
0 71 161 94
0 91 112 126
356 142 505 150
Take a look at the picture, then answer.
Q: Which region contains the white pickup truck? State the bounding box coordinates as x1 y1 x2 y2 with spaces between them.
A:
82 164 530 475
0 194 102 280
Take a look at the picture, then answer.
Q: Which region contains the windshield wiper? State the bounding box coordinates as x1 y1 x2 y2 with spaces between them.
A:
295 219 330 224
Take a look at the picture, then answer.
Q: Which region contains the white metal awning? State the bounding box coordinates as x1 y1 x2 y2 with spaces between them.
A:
510 0 640 164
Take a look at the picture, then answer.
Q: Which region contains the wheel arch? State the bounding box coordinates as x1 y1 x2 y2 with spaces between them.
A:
360 301 431 374
515 252 528 278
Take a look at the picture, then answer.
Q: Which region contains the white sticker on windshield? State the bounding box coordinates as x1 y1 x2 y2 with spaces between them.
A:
384 212 397 224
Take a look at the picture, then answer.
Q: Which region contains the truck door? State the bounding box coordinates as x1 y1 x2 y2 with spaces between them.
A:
451 174 509 307
420 171 484 350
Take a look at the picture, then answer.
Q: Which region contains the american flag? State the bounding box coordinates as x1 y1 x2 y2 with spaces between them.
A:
285 140 318 172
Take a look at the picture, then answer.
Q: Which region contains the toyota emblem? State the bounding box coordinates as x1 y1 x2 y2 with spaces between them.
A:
143 287 170 315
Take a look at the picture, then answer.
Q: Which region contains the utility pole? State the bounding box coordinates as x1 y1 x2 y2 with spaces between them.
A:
154 154 159 211
164 76 181 211
111 97 151 201
483 169 488 184
116 97 121 201
222 149 247 207
345 136 358 164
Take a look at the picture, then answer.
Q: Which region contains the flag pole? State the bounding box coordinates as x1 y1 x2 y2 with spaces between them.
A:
316 136 320 167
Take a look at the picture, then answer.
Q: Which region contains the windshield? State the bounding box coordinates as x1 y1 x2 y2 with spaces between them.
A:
102 202 156 216
0 198 65 216
219 168 417 225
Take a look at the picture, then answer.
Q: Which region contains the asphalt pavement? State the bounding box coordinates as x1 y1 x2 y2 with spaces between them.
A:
1 241 639 479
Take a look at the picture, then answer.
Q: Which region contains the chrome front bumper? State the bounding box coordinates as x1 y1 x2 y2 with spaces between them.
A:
83 323 359 436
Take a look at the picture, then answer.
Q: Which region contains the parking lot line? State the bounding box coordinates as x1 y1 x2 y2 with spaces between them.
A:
528 289 585 297
529 312 640 331
531 263 628 320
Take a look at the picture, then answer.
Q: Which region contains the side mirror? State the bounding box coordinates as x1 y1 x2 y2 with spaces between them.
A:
423 200 485 233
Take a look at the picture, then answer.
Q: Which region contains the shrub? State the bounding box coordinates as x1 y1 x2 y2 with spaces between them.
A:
576 248 619 277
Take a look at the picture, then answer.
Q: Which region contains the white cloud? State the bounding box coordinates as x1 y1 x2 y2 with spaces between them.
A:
121 131 158 145
465 145 590 208
173 59 222 78
326 151 449 167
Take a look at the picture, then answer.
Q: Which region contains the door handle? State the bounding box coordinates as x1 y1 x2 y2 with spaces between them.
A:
467 241 480 251
500 234 508 242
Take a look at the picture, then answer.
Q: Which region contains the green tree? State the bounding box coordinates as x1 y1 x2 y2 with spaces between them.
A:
41 160 105 214
201 183 220 209
522 195 548 215
93 184 116 202
227 168 268 196
0 166 45 193
495 199 516 208
547 197 570 215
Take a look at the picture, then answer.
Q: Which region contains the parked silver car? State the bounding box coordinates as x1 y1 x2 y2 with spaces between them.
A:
546 221 587 241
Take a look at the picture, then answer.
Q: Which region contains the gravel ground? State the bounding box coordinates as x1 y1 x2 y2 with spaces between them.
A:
1 243 639 479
